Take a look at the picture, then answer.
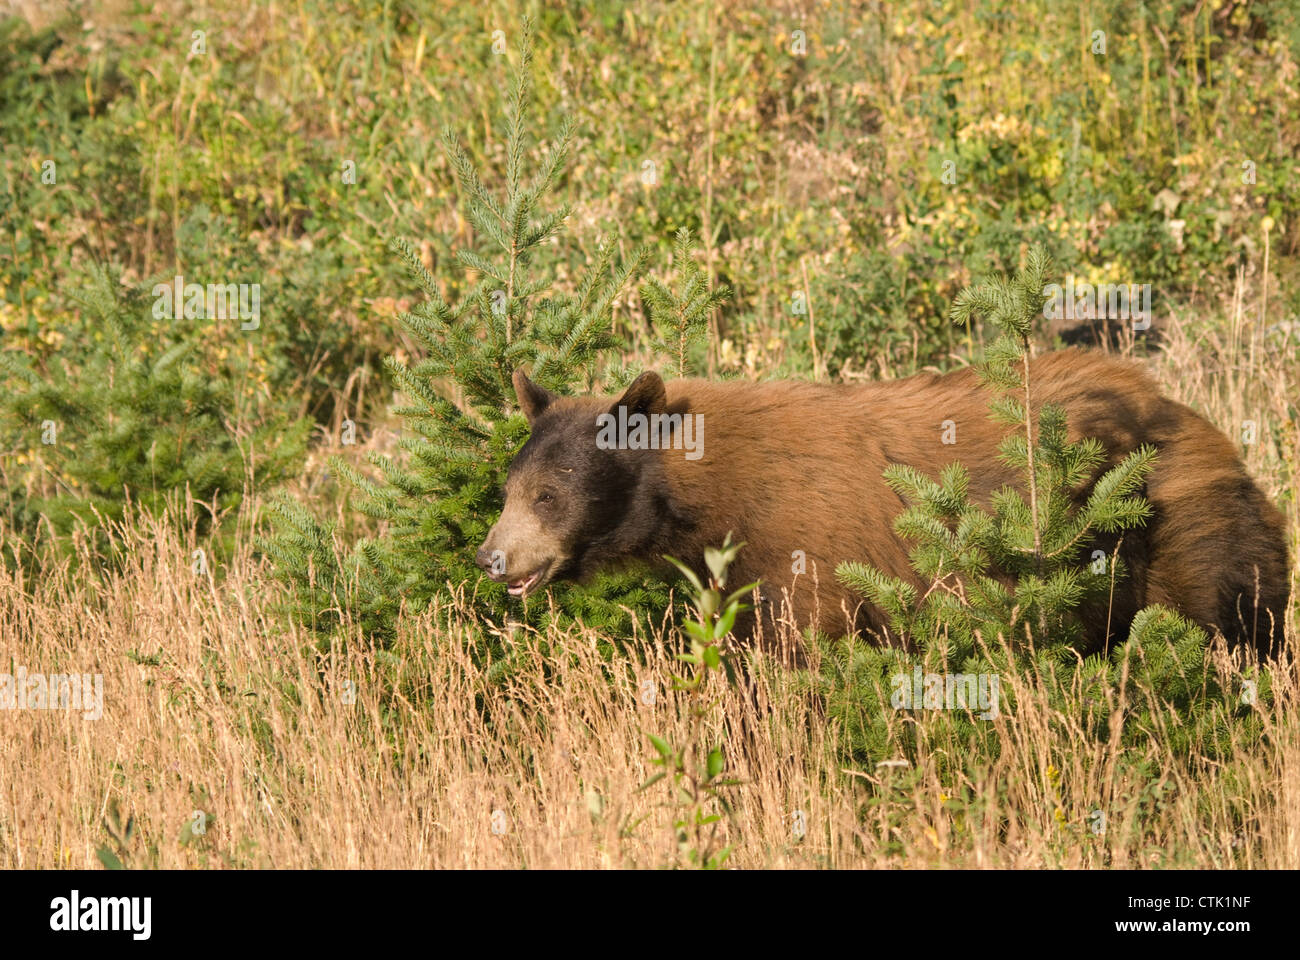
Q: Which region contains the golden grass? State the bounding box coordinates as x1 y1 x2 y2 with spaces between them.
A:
2 300 1298 869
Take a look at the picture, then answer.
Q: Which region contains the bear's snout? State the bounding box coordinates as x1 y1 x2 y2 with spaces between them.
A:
475 542 505 579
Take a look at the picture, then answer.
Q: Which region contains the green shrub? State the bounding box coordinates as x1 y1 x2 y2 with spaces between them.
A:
0 264 308 570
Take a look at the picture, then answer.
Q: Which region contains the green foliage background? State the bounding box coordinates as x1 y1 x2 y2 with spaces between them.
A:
5 1 1299 395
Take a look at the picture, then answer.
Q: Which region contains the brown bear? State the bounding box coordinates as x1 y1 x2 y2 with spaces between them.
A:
476 349 1290 656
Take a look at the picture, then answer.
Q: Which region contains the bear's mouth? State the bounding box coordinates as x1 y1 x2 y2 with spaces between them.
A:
507 562 551 598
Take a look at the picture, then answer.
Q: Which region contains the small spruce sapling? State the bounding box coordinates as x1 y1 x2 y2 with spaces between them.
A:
821 247 1262 774
836 246 1158 657
641 227 731 378
263 18 666 649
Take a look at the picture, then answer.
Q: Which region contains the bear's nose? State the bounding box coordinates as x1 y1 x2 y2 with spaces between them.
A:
476 543 503 579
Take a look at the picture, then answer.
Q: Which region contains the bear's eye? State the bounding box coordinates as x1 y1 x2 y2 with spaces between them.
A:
536 491 554 505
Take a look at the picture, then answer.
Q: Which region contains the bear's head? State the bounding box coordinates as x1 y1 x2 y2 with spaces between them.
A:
475 368 671 597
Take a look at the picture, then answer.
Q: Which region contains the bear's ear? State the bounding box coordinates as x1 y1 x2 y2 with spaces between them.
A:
611 371 667 418
513 368 555 424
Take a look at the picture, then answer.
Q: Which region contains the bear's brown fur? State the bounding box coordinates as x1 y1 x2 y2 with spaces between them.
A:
477 349 1290 655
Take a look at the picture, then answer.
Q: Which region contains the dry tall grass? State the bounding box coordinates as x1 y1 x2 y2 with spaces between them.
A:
2 301 1297 869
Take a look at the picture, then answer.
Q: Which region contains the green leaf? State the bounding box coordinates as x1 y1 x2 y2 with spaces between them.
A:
637 772 667 792
682 621 711 643
714 604 739 639
707 747 725 779
96 846 124 870
664 555 704 594
724 582 760 608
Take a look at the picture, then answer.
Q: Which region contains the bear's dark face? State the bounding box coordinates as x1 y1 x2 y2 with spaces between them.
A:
475 369 667 597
